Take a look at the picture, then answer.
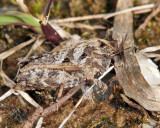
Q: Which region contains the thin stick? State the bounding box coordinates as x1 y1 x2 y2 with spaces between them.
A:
121 94 149 117
138 5 160 29
24 84 84 128
23 106 43 128
51 4 154 23
98 66 114 80
0 38 35 60
58 66 114 128
58 84 95 128
43 84 84 116
23 66 114 128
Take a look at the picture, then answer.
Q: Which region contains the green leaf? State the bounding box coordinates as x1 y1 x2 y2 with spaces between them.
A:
0 15 24 24
0 11 42 34
15 13 40 27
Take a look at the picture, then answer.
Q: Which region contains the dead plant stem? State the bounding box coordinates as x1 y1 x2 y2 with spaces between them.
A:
51 4 154 23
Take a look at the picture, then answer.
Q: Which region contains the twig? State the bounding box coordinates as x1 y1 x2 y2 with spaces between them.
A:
0 62 26 106
121 94 149 117
43 84 84 117
23 106 43 128
0 38 35 61
50 4 154 23
103 4 154 19
138 5 160 29
155 16 160 21
59 85 95 128
0 69 40 107
25 84 83 128
58 66 114 128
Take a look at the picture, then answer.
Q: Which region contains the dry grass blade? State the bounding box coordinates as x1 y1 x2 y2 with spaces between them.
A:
0 38 35 60
138 5 160 29
141 53 160 58
0 62 26 105
0 69 16 88
35 117 43 128
16 0 30 13
0 63 40 107
58 23 106 30
16 90 40 108
98 39 114 49
58 66 114 128
51 4 154 23
25 37 45 58
139 45 160 53
0 61 16 88
103 4 154 19
0 89 14 101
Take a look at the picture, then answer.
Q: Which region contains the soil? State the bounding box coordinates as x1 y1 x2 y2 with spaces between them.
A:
0 0 160 128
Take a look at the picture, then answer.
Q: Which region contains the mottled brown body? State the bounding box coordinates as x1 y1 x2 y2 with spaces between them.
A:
16 39 113 99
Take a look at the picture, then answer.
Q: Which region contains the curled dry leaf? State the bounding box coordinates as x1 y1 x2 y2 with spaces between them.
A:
135 53 160 86
113 0 160 111
142 118 157 128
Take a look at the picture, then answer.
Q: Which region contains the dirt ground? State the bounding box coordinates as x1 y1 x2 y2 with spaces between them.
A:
0 0 160 128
